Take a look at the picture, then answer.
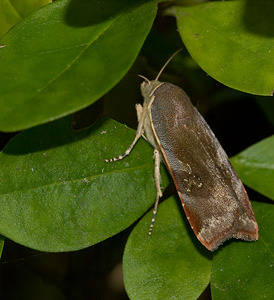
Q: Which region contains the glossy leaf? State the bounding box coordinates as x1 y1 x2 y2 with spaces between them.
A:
0 0 157 132
170 1 274 95
0 117 169 252
231 136 274 201
123 196 213 300
0 0 51 38
211 201 274 300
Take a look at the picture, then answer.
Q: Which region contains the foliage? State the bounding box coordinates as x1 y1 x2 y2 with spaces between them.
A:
0 0 273 299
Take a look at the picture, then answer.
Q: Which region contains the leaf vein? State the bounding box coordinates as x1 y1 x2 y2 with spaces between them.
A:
0 163 153 197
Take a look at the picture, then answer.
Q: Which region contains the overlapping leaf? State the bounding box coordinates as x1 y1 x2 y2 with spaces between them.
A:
0 0 51 38
170 1 274 95
211 202 273 300
231 136 274 200
123 196 213 300
0 0 157 131
0 117 169 251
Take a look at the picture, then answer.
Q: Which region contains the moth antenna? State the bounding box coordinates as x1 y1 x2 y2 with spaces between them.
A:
138 74 150 84
155 48 183 81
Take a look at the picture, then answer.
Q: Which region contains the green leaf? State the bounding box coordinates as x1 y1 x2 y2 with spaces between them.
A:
123 196 213 300
0 117 169 252
0 235 4 258
231 136 274 201
0 0 51 38
211 201 274 300
170 1 274 95
0 0 157 132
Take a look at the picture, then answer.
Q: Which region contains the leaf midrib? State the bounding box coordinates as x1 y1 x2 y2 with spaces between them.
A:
32 1 145 97
236 161 274 170
0 163 153 197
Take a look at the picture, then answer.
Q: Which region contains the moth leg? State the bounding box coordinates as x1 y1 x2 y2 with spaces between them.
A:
136 103 143 122
105 103 147 162
136 104 148 141
141 134 148 142
149 149 163 235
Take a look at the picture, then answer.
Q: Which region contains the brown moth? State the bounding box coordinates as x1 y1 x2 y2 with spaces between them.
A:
106 51 258 251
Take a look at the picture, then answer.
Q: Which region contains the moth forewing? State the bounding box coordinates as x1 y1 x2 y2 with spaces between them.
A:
147 81 258 251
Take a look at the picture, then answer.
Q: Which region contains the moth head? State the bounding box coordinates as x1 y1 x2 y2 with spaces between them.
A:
140 79 161 99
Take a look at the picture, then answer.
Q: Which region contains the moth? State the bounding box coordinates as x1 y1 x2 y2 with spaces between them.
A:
106 51 258 251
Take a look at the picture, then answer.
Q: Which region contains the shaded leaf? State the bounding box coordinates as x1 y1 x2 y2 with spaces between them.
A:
211 201 274 300
0 235 4 258
170 1 274 95
0 0 157 132
231 136 274 201
123 196 212 300
0 117 169 252
0 0 51 38
254 96 274 127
